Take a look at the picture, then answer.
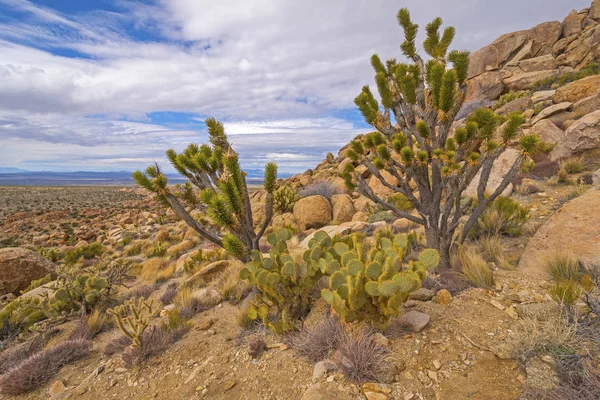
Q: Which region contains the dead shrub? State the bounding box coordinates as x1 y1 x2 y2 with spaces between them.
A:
287 315 345 362
457 247 494 289
121 326 174 368
0 339 91 395
333 327 390 383
160 282 178 304
0 329 59 374
248 337 267 359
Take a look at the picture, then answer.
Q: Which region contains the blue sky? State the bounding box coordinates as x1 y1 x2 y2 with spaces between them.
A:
0 0 590 173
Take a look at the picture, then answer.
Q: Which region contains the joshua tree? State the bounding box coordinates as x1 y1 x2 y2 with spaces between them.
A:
133 118 277 262
342 9 539 268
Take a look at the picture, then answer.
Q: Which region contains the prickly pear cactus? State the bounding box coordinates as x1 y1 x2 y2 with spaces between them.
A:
239 229 324 333
273 184 299 213
320 232 439 328
48 273 109 314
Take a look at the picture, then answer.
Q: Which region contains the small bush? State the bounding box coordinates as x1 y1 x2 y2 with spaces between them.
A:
298 181 341 200
549 281 582 307
37 247 63 262
287 315 345 362
0 329 59 374
130 284 156 300
103 334 132 356
492 90 530 110
560 157 584 174
248 337 267 359
0 339 91 395
236 305 256 330
333 328 390 383
533 62 600 91
160 283 178 304
478 196 530 237
455 99 493 120
70 309 111 340
147 242 168 258
547 254 581 282
478 235 512 269
458 247 494 289
367 210 396 223
121 326 174 368
63 242 104 264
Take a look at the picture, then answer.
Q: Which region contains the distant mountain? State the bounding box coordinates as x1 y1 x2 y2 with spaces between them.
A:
0 168 291 186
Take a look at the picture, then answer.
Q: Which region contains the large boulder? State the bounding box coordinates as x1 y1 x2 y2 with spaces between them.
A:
0 248 56 295
591 0 600 20
518 189 600 277
552 75 600 104
495 96 532 115
468 31 529 79
518 54 558 73
551 110 600 160
465 149 519 198
531 102 573 125
293 195 332 229
528 120 565 161
331 194 355 225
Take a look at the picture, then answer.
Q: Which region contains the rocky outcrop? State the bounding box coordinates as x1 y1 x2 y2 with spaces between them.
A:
293 195 332 229
552 75 600 103
518 189 600 277
551 110 600 159
0 248 56 295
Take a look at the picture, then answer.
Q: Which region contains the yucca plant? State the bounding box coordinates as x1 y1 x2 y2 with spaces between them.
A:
133 118 277 261
342 9 539 267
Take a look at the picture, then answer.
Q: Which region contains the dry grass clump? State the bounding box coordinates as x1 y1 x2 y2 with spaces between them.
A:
217 263 252 303
457 247 494 289
166 239 196 259
549 280 582 307
333 327 390 383
287 315 345 362
160 282 178 304
130 284 157 300
507 312 577 365
103 334 132 356
478 236 513 270
69 309 111 340
248 337 267 359
236 304 257 330
546 254 581 282
140 258 170 281
560 156 584 175
121 326 174 368
0 329 59 374
0 339 91 395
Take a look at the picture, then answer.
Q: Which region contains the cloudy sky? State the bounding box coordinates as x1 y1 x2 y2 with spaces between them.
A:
0 0 590 174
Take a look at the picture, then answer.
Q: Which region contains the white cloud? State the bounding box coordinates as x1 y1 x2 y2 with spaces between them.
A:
0 0 592 172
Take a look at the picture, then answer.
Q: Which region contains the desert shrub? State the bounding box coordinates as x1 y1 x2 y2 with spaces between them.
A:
387 193 414 212
533 62 600 91
182 248 224 275
69 309 111 340
273 184 300 213
333 327 390 383
160 283 178 304
549 281 582 307
103 334 132 356
147 242 168 258
507 312 577 364
236 305 256 329
458 247 494 288
516 183 541 196
287 315 345 362
367 210 397 223
477 196 530 237
124 240 147 256
0 339 91 395
130 284 156 300
560 156 584 174
479 235 512 269
298 181 341 200
63 242 104 264
161 308 190 332
20 273 52 294
108 297 158 348
492 90 530 110
248 337 267 359
0 329 59 374
37 247 63 262
121 326 174 368
546 254 581 282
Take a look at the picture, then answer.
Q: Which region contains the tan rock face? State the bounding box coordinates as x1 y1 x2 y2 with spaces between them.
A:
591 0 600 20
556 109 600 157
518 55 558 73
518 189 600 277
465 149 519 198
368 170 399 199
0 247 56 295
468 31 529 79
272 212 297 230
528 119 564 154
503 69 561 91
531 102 573 125
465 71 505 102
331 194 355 225
293 195 332 229
552 75 600 104
495 96 532 115
562 10 584 38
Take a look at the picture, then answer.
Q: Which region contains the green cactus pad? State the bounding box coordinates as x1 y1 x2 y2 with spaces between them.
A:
330 271 346 290
321 288 334 304
248 306 258 320
366 261 383 279
267 273 280 284
365 281 380 296
347 259 363 276
239 268 251 280
334 242 350 256
378 280 399 297
419 248 440 270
